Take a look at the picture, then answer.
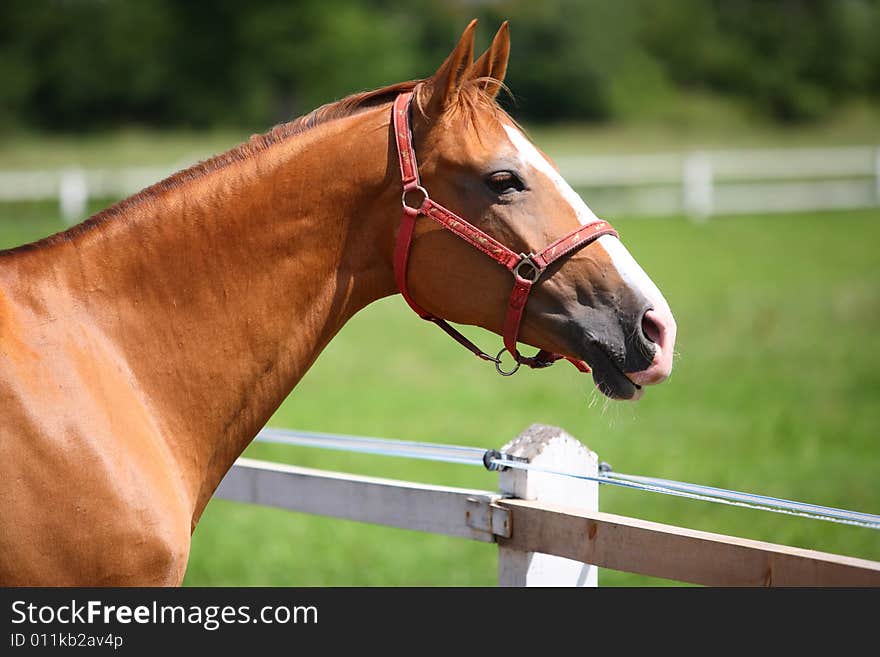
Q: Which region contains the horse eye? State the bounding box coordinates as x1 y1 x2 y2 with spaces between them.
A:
486 171 525 195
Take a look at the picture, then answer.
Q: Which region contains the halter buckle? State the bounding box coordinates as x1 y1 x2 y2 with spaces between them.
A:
513 254 541 283
402 185 429 213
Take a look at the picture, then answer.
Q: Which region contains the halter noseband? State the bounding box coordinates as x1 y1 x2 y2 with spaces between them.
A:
392 91 618 376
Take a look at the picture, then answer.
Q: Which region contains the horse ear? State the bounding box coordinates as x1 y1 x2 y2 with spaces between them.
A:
423 19 478 116
471 22 510 99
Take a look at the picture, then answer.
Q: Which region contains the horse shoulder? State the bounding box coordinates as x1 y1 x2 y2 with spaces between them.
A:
0 285 193 585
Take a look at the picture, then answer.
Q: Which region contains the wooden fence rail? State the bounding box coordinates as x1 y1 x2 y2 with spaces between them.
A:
213 424 880 587
498 499 880 587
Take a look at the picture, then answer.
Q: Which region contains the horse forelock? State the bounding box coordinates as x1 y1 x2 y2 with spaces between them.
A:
412 77 515 139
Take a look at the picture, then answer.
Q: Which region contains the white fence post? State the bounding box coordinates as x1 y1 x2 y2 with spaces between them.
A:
497 424 599 587
682 151 713 221
59 168 88 224
874 146 880 205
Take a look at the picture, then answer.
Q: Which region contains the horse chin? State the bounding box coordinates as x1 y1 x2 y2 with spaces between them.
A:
585 349 642 401
535 313 644 400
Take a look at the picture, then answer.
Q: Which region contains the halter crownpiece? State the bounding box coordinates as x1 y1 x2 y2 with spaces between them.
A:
392 91 619 376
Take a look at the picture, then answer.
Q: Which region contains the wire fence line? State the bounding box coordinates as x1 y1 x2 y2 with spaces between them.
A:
1 145 879 223
217 423 880 586
253 427 880 531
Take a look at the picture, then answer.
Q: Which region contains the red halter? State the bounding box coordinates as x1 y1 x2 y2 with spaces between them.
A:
392 91 618 375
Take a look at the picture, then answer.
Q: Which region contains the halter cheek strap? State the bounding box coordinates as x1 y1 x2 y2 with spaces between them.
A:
392 91 618 376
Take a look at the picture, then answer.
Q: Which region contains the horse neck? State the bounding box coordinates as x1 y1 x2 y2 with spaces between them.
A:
25 107 399 519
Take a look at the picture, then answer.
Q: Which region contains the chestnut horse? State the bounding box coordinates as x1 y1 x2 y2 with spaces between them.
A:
0 21 675 585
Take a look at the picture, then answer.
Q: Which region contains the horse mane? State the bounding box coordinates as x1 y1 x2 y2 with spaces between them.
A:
1 77 502 257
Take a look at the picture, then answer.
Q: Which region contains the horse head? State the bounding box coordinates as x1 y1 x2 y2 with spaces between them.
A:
396 21 676 400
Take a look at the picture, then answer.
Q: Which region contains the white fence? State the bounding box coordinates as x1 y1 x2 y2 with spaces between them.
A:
0 165 174 223
1 145 878 222
213 424 880 587
556 145 880 219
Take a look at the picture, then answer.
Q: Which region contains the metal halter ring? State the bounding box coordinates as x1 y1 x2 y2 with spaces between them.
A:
494 348 521 376
401 185 429 212
513 254 542 283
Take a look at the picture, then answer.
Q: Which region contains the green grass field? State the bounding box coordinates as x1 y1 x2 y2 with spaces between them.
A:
2 198 877 586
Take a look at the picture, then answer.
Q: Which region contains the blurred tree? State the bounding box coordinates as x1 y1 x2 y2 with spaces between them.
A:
234 1 422 125
0 0 177 128
642 0 880 121
0 0 877 131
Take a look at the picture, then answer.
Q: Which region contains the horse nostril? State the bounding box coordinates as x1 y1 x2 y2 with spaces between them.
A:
641 309 663 345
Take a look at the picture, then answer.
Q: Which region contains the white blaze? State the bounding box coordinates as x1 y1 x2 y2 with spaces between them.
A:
503 124 600 226
502 123 671 314
596 235 671 315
